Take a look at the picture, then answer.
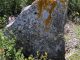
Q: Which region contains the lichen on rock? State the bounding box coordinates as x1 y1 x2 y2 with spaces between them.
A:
5 0 68 60
37 0 57 31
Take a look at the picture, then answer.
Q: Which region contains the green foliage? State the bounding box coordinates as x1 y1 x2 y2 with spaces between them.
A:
68 0 80 15
0 16 7 29
68 0 80 24
0 30 48 60
69 50 80 60
74 25 80 39
0 0 34 28
0 30 25 60
0 0 34 16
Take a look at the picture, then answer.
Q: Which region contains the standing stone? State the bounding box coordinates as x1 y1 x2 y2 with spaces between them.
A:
5 0 68 60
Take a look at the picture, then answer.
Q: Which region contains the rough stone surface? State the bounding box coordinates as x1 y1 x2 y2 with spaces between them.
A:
5 0 68 60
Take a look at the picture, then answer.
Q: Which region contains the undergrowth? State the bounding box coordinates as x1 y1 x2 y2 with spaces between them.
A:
0 30 48 60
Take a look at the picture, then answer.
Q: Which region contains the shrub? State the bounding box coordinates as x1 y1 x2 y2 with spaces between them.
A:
68 0 80 24
0 0 34 28
68 0 80 15
0 30 25 60
0 30 48 60
0 0 34 16
0 16 7 29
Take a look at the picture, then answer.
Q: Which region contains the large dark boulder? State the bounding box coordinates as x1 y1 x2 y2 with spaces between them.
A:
5 0 68 60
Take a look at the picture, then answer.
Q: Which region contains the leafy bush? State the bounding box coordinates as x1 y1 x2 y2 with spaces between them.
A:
0 0 34 16
0 16 7 29
68 0 80 15
0 0 34 28
0 30 26 60
68 0 80 24
0 30 48 60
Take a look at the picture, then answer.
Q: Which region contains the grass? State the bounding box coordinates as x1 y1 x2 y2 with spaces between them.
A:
64 34 71 41
69 50 80 60
74 25 80 39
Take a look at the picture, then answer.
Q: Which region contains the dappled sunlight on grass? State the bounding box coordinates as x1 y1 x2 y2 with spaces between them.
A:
74 25 80 39
68 50 80 60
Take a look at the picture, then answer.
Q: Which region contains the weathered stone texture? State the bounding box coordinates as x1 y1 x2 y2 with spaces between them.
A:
5 0 68 60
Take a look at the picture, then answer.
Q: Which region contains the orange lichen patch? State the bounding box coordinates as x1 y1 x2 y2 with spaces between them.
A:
44 1 57 31
60 0 65 2
60 0 66 4
44 1 56 28
37 0 43 17
37 0 57 18
44 15 51 32
49 0 56 4
37 0 57 31
44 15 51 27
